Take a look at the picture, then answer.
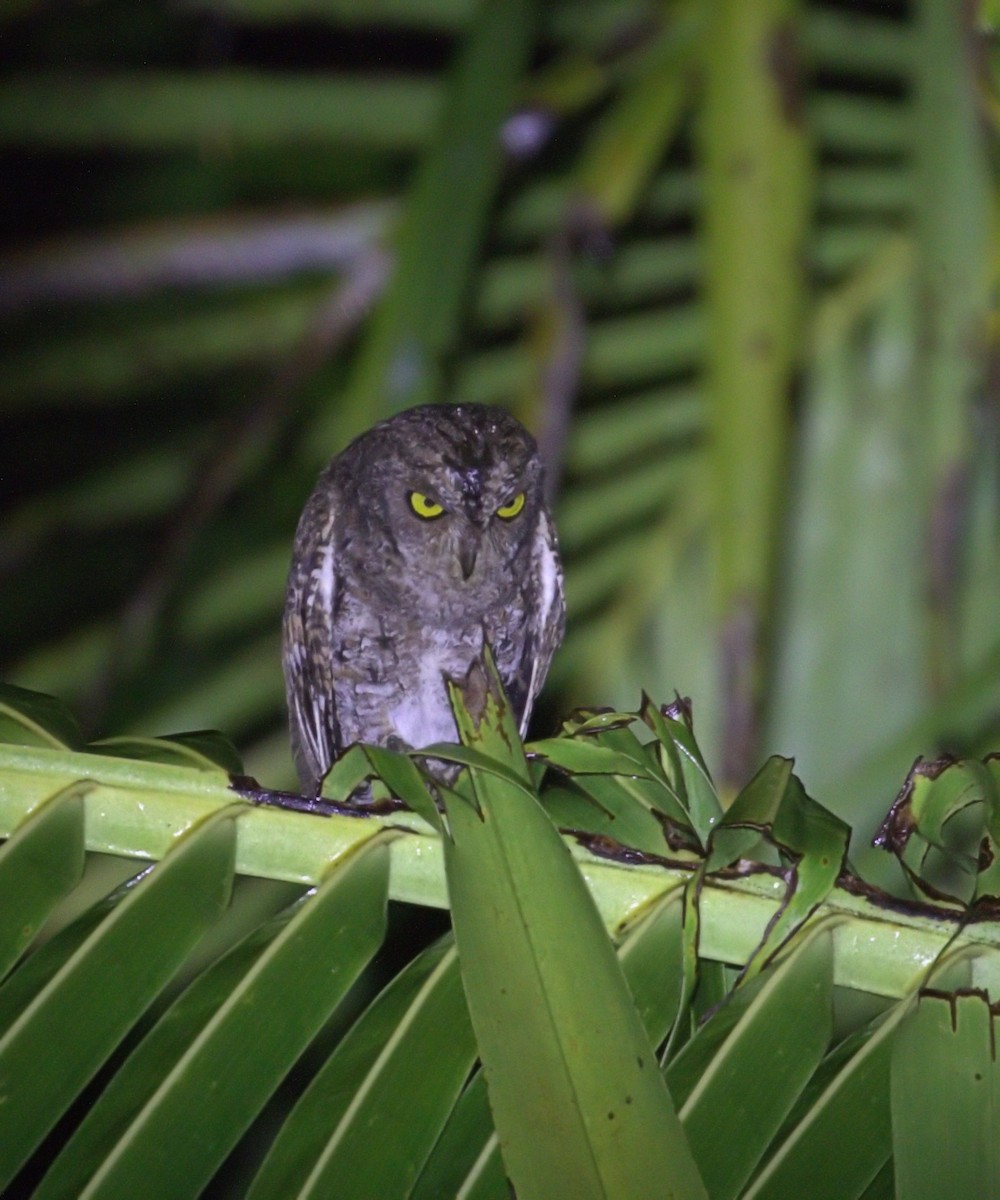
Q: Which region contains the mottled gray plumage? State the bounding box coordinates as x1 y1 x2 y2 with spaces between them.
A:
283 403 565 793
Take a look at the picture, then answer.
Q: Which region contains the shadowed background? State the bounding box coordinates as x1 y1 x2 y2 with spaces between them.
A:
2 0 998 882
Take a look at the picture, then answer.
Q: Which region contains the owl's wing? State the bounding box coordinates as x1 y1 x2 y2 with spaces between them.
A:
516 508 566 737
282 500 342 793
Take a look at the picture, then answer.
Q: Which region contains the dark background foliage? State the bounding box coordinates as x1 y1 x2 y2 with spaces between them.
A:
2 0 998 884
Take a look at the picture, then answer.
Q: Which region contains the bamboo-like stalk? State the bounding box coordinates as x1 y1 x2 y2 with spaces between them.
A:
911 0 992 696
1 741 998 1001
700 0 812 787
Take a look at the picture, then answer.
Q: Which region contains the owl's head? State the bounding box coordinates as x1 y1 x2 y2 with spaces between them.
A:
342 404 549 611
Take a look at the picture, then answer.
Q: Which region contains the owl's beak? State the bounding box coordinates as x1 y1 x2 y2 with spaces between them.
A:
457 528 481 581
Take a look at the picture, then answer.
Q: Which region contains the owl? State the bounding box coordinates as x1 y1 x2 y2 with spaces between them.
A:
282 403 565 794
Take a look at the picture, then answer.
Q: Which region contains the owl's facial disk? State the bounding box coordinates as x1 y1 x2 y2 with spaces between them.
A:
404 483 528 581
395 461 535 590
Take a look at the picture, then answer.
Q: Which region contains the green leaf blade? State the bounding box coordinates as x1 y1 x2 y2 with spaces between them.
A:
671 923 836 1200
0 806 239 1191
34 893 305 1200
0 783 86 981
443 663 707 1200
248 934 475 1200
891 989 1000 1200
78 836 391 1200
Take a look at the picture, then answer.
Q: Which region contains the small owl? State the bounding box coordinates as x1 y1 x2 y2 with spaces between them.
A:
282 403 565 793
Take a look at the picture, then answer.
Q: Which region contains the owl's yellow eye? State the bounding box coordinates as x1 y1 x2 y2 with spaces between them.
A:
495 492 526 520
409 491 445 520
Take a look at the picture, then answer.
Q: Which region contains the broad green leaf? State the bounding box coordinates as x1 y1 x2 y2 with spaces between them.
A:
362 744 445 833
320 744 376 800
617 884 688 1050
34 892 311 1200
669 922 836 1200
859 1161 895 1200
535 704 704 857
413 883 689 1200
0 867 151 1038
891 988 1000 1200
542 779 680 858
416 741 539 797
661 872 705 1066
556 709 642 736
743 997 912 1199
0 783 86 982
319 743 444 833
0 806 238 1191
529 729 665 783
530 729 694 833
411 1071 504 1200
442 660 706 1200
0 682 84 750
76 836 391 1199
249 934 475 1200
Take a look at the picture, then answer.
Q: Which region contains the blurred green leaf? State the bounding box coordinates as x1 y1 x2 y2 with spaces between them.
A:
574 2 706 225
0 683 84 751
332 0 536 436
701 0 813 789
0 72 439 150
92 731 242 774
